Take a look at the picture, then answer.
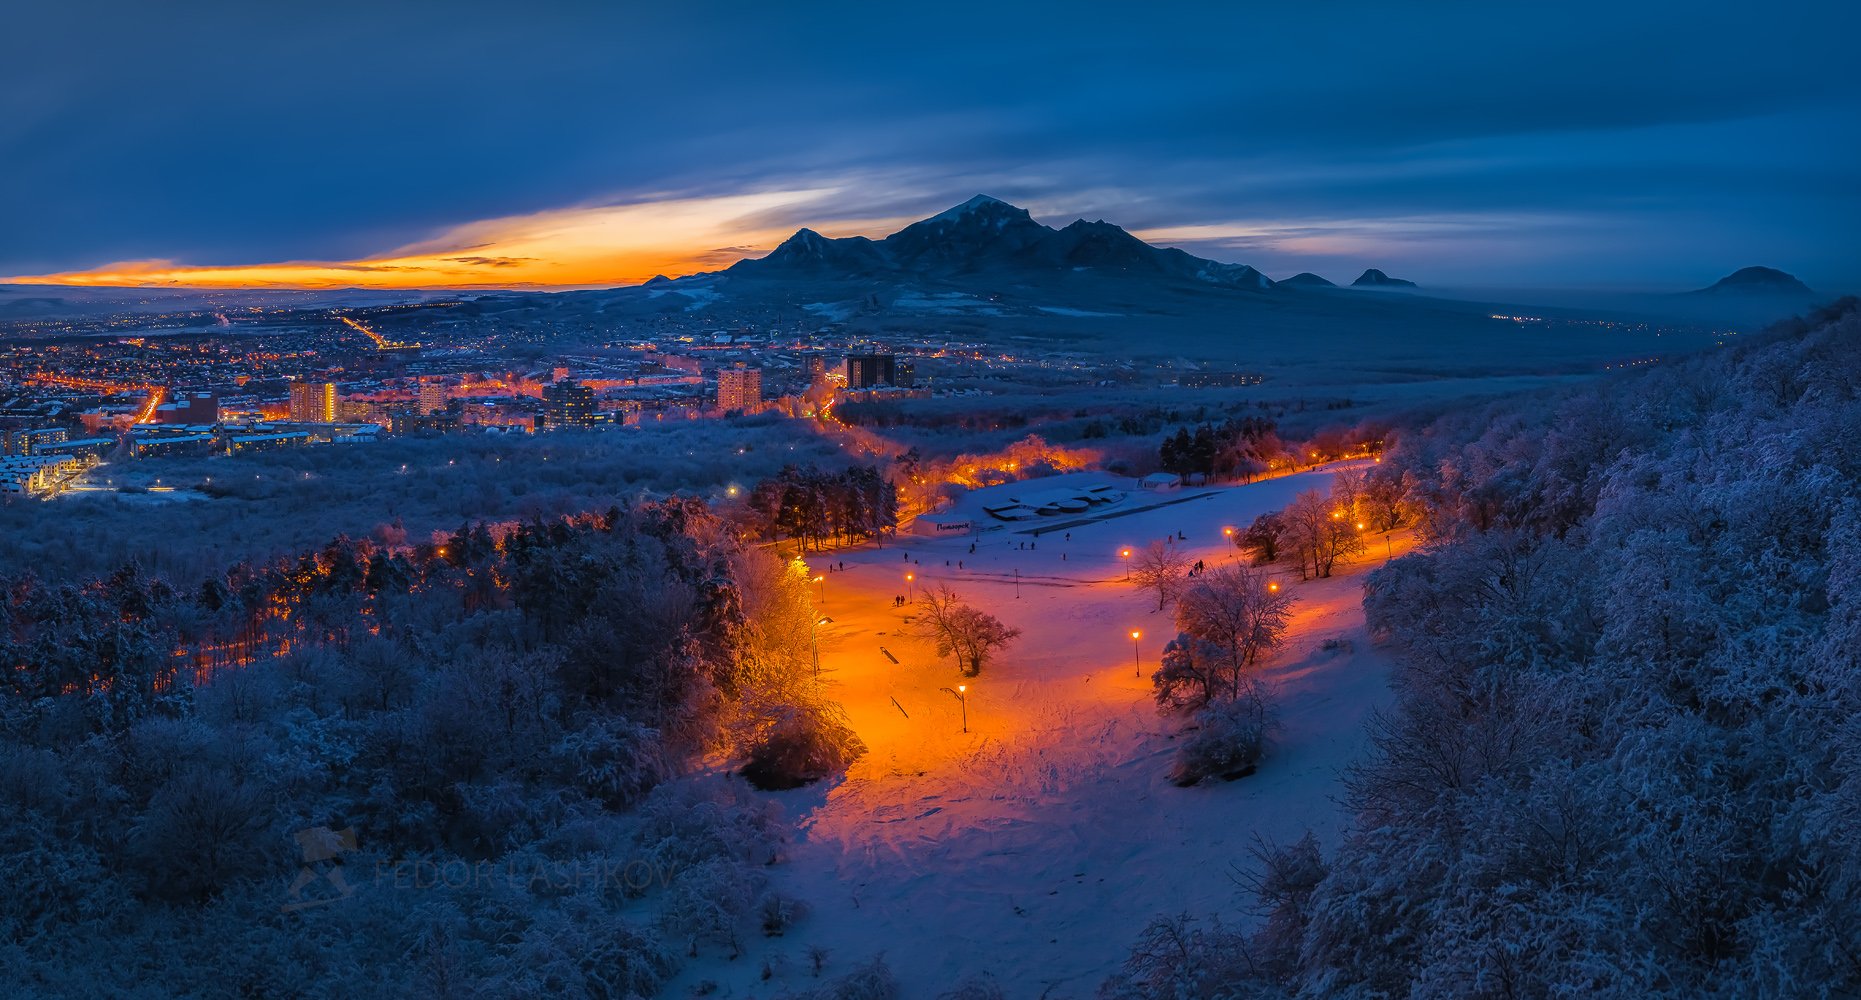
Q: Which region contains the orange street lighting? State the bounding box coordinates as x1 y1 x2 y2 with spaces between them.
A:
905 572 915 602
941 684 970 732
1120 547 1132 580
1131 629 1143 677
809 614 833 678
813 574 826 603
1268 580 1280 593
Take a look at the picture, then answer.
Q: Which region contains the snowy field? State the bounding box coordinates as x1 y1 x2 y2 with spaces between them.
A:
674 464 1405 995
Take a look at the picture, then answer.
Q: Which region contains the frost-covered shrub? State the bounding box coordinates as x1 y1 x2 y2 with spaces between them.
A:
758 889 810 936
553 716 670 810
1239 833 1328 978
740 700 866 790
635 777 786 872
452 777 556 857
1099 915 1272 1000
656 856 763 957
0 808 123 942
128 764 280 901
1169 681 1277 786
488 903 678 999
1152 633 1223 713
782 955 899 1000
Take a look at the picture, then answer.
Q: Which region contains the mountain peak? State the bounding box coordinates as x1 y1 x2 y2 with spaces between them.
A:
721 197 1274 292
1695 266 1814 296
1352 268 1417 289
929 194 1020 222
737 226 887 273
1279 272 1336 288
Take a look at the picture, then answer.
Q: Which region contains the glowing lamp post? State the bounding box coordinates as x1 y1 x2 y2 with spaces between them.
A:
905 572 915 602
1121 548 1132 581
814 574 825 604
1223 526 1236 559
1268 580 1280 594
811 616 831 678
1131 629 1142 677
941 684 969 732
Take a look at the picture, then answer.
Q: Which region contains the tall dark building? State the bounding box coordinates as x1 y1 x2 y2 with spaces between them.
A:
540 378 595 429
845 353 897 389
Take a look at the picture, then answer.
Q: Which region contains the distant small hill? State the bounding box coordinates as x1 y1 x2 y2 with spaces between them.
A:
1352 268 1416 289
1279 272 1336 288
1692 266 1814 297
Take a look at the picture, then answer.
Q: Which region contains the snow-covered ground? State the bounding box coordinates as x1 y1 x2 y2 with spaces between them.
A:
676 464 1405 995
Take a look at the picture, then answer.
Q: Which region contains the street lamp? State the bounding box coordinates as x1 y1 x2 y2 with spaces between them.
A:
1131 629 1142 677
940 684 969 732
1121 548 1132 581
1223 526 1236 559
811 616 832 678
905 572 915 602
1268 580 1280 593
813 574 825 604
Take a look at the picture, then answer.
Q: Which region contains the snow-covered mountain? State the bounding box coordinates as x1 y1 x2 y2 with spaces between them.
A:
725 195 1274 290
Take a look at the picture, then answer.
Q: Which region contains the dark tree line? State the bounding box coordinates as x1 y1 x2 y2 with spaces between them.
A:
743 463 899 551
1158 417 1284 481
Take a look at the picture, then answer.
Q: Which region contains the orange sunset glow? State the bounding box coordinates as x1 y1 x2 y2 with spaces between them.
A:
5 188 915 290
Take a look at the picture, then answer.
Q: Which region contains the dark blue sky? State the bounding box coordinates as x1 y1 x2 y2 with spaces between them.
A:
6 1 1858 288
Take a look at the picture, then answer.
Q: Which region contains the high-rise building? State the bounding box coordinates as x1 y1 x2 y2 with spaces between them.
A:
895 362 916 388
845 353 896 389
804 356 827 385
417 380 449 415
289 381 337 422
540 378 595 429
717 363 763 412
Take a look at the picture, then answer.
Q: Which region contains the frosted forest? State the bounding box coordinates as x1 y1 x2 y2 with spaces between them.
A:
2 299 1856 996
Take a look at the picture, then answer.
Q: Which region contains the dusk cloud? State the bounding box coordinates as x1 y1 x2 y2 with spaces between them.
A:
3 0 1856 288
